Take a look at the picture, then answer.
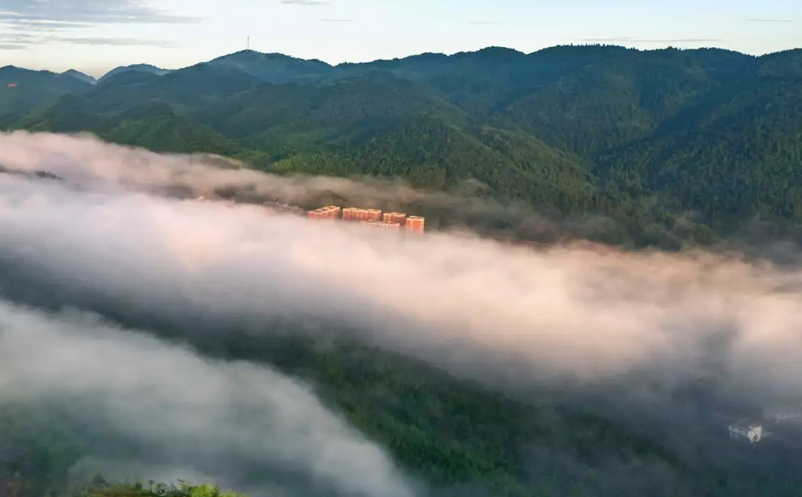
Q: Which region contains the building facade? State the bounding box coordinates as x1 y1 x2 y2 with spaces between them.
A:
383 212 407 224
405 216 425 233
308 206 341 219
361 220 401 230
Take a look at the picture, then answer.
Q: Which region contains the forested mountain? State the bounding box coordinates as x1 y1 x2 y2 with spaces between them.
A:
97 64 172 83
3 43 802 497
3 44 802 247
0 66 92 119
60 70 97 86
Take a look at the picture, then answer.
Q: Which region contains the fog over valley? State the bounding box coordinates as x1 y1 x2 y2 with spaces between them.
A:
3 132 802 497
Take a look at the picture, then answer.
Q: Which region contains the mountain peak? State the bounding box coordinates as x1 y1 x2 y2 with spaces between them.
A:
99 64 171 83
454 46 526 59
205 49 333 84
61 69 97 85
212 50 331 66
0 65 25 74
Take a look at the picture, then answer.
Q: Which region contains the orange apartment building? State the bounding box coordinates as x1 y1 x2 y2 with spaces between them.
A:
383 212 407 224
308 205 425 233
342 207 362 221
342 207 382 221
361 220 402 230
308 205 341 220
405 216 425 233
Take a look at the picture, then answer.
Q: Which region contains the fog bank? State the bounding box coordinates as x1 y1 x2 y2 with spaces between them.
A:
0 301 418 497
3 132 802 483
1 169 802 396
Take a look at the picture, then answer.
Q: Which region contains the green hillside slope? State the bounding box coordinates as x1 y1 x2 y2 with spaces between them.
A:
4 329 802 497
7 44 802 247
0 66 92 121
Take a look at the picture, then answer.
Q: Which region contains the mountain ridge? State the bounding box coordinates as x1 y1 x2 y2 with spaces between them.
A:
61 69 97 85
5 43 802 248
41 44 792 85
98 63 172 83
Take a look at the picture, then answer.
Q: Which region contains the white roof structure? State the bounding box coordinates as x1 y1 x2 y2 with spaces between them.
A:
728 423 764 443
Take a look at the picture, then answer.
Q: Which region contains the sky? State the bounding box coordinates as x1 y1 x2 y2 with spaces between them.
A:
0 0 800 78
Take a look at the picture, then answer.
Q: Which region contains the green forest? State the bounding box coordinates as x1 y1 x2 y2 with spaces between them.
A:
2 44 802 247
2 331 801 497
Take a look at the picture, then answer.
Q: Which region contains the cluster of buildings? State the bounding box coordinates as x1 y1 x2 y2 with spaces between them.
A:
188 196 425 233
307 205 425 233
727 404 802 444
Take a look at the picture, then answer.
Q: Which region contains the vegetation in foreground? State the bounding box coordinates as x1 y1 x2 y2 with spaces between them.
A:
2 331 801 497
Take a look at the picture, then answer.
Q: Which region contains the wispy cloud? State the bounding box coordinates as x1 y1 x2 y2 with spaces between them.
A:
54 37 178 48
321 18 350 22
0 29 175 49
0 1 199 49
282 0 329 5
0 1 199 24
0 29 34 50
468 20 500 25
745 18 793 23
574 37 725 44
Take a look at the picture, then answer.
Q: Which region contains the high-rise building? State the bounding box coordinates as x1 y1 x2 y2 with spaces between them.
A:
405 216 425 233
361 220 401 230
343 207 367 221
383 212 406 224
366 209 382 221
308 206 340 220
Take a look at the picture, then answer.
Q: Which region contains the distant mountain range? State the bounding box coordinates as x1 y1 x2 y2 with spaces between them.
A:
97 63 172 83
61 69 97 85
2 44 802 248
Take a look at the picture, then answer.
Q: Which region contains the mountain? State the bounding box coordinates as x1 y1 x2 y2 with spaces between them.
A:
5 43 802 497
0 66 92 122
6 44 802 247
206 49 334 84
98 63 172 83
61 69 97 85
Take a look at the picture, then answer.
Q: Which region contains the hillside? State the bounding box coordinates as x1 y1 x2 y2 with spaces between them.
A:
6 45 802 247
4 330 802 497
0 66 92 121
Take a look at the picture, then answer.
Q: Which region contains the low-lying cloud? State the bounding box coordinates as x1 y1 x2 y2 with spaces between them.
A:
0 131 434 204
0 1 199 50
0 301 417 497
3 132 802 492
1 133 802 392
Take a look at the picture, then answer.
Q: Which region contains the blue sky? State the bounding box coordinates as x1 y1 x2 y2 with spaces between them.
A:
0 0 800 77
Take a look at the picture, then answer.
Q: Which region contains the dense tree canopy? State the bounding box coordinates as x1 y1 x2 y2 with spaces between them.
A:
3 45 802 247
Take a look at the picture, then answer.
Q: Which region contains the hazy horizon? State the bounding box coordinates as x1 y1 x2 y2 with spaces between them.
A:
0 0 799 77
3 42 800 80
